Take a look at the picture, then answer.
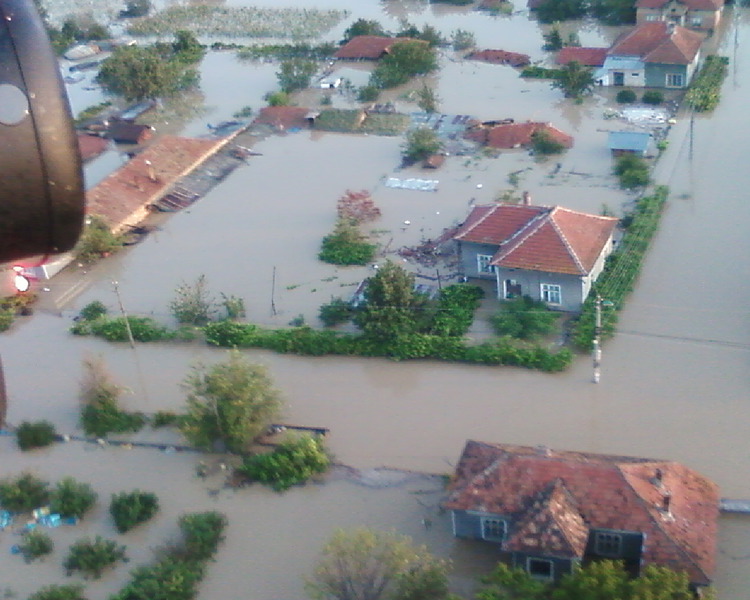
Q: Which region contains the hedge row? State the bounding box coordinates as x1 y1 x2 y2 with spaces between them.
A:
204 321 572 372
686 55 729 112
570 185 669 350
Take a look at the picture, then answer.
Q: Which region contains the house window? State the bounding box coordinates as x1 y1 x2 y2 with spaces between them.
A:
477 254 494 274
645 14 658 21
527 558 554 580
541 284 561 304
666 73 684 88
481 517 507 542
594 532 623 557
691 16 702 26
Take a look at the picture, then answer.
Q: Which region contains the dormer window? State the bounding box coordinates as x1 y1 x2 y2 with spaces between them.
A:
481 517 507 542
594 532 623 556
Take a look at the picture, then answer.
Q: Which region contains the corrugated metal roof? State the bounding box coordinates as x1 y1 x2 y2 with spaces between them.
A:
608 130 652 151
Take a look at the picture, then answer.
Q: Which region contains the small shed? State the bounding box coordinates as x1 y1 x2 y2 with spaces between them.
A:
107 121 155 145
608 131 652 157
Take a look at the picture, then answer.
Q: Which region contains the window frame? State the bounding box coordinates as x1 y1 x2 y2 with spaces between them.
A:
477 254 494 274
540 283 562 305
527 557 554 580
665 73 684 88
480 517 507 542
594 532 623 557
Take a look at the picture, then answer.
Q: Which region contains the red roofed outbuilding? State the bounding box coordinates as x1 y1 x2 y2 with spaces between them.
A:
452 199 617 311
466 121 573 150
443 440 719 587
333 36 426 60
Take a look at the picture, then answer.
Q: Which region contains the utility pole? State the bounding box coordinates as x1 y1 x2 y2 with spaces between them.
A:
270 266 277 316
112 281 136 349
592 295 602 384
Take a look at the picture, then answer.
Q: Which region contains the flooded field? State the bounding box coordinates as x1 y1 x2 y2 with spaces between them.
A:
2 1 750 598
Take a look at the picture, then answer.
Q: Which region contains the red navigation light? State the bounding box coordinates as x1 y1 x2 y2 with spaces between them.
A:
12 266 30 293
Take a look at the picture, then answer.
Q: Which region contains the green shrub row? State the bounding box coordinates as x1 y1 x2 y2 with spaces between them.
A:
0 474 97 518
112 511 226 600
240 434 330 491
520 65 562 79
570 185 668 350
72 315 173 342
204 320 572 372
686 55 729 112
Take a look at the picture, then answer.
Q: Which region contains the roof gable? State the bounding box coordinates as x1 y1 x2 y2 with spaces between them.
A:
556 47 608 67
609 22 704 64
443 441 719 585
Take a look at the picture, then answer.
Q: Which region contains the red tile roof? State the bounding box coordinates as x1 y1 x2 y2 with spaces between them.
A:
333 36 425 59
556 47 608 67
453 204 617 275
636 0 723 10
86 135 227 232
467 49 531 67
77 134 109 162
609 22 704 64
466 122 573 149
253 106 311 131
443 441 719 585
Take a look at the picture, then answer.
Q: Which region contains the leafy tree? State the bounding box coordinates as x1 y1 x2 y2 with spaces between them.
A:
16 420 57 450
371 41 438 88
491 296 560 340
179 511 228 561
476 563 548 600
96 45 198 101
342 18 387 42
50 477 98 519
451 29 476 51
75 215 124 262
0 472 50 512
172 30 205 64
319 298 355 327
319 219 377 266
642 90 664 105
402 127 442 163
551 60 595 100
589 0 637 24
179 350 282 452
614 154 650 189
397 23 444 47
616 89 637 103
531 130 565 155
19 530 54 562
110 490 159 533
415 84 440 113
28 584 88 600
306 528 451 600
277 58 318 93
542 24 565 51
169 274 218 326
64 536 127 578
112 556 205 600
358 85 380 102
266 90 291 106
353 261 431 341
240 434 330 491
536 0 586 23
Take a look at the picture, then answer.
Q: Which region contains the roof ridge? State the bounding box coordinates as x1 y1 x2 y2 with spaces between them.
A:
549 207 586 275
491 206 553 264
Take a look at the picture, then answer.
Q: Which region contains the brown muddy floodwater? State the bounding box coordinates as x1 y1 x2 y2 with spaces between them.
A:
2 1 750 598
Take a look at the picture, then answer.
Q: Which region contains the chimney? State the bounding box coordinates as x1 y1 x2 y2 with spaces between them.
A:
662 492 672 513
667 21 676 35
522 191 531 206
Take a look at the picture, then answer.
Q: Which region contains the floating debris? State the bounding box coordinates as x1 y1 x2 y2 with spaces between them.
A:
385 178 439 192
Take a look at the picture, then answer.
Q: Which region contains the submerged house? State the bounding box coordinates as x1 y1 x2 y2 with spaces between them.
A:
597 21 704 88
443 440 719 587
465 121 573 150
333 36 426 60
635 0 724 31
452 198 617 312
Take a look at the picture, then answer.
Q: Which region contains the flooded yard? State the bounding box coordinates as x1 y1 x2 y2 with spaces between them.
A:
2 0 750 598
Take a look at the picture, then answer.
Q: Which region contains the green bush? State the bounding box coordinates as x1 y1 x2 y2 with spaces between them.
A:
79 300 108 321
491 296 560 340
81 398 145 439
19 530 54 562
240 434 330 491
319 297 355 326
204 320 258 347
0 472 50 512
64 536 127 579
151 410 179 428
112 555 205 600
614 154 650 189
16 420 58 450
531 130 565 155
75 216 124 262
616 89 637 103
50 477 97 519
521 65 562 79
319 220 377 266
169 275 217 326
28 584 88 600
88 316 173 342
428 284 484 336
110 490 159 533
685 55 729 112
641 90 664 105
357 85 380 102
179 511 228 561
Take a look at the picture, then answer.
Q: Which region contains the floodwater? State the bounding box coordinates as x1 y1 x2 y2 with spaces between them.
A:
2 1 750 598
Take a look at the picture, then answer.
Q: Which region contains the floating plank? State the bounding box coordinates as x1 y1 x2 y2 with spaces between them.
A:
720 499 750 514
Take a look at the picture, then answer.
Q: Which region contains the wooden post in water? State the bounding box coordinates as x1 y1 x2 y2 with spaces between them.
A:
271 266 277 316
113 281 136 349
0 354 7 428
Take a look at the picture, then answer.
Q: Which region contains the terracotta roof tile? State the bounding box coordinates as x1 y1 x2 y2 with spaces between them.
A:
467 49 531 67
253 106 311 130
86 135 227 232
333 36 426 59
443 441 719 585
466 122 573 149
453 204 617 276
77 134 109 162
609 22 704 64
556 47 608 67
